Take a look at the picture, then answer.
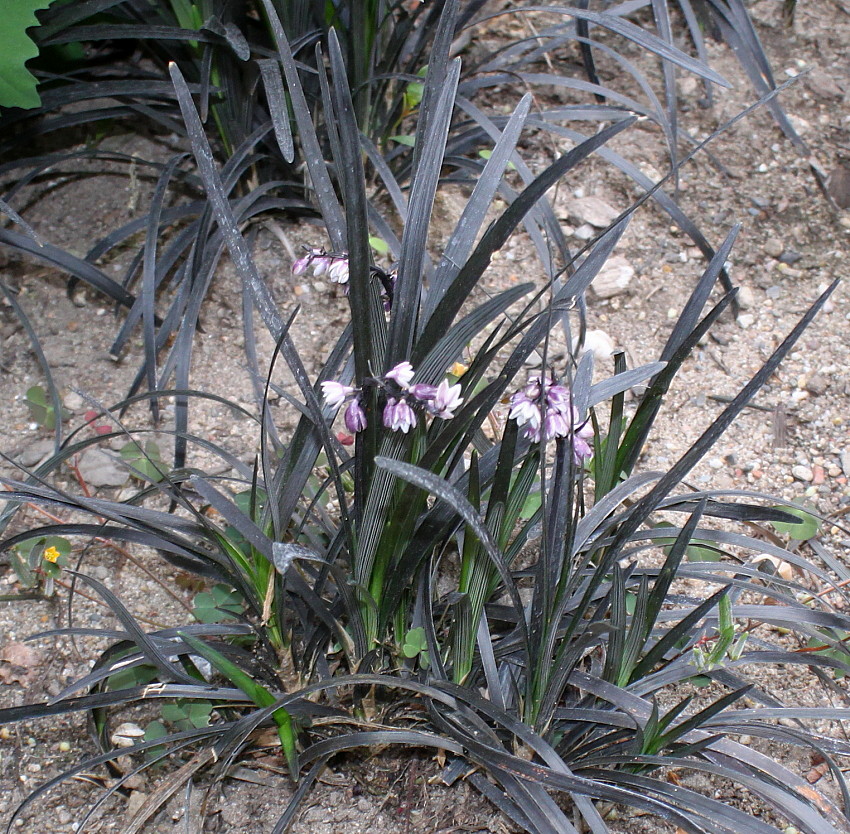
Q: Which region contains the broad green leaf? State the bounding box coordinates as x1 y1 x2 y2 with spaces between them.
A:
0 1 59 110
389 135 416 147
769 505 821 540
192 584 243 623
25 384 67 429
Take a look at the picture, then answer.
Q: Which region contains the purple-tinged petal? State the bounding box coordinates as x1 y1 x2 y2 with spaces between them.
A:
328 258 350 284
572 435 593 464
320 380 355 409
292 255 312 275
543 408 569 441
431 379 463 418
546 384 571 413
344 399 367 433
385 361 415 389
509 393 538 426
409 383 438 402
383 397 416 433
312 256 332 276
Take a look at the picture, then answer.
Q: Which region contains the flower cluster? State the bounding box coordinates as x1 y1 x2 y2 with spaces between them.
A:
509 375 593 462
292 248 349 284
321 361 463 435
292 242 401 311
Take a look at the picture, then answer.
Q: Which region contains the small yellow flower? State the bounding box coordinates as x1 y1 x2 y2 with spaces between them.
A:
450 362 468 378
43 545 61 564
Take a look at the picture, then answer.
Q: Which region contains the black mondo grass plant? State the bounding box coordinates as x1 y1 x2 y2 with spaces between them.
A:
2 9 850 834
0 0 810 466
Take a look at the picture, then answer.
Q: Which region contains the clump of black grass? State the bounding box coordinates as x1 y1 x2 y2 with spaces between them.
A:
1 4 848 833
0 0 807 471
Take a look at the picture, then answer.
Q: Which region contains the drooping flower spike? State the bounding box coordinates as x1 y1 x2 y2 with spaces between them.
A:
509 374 593 462
320 361 463 434
292 247 349 282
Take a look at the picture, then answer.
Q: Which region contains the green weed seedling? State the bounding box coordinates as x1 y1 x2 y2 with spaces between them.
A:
402 626 430 670
119 440 167 482
192 584 244 623
25 385 68 430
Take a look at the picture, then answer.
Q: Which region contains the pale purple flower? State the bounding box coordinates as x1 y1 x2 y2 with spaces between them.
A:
383 397 416 433
292 247 335 277
320 380 355 409
543 407 570 440
344 398 367 433
546 383 571 413
292 254 312 275
571 420 594 464
384 361 415 389
508 392 539 426
311 256 332 276
508 374 593 458
430 379 463 419
328 259 350 284
409 383 438 402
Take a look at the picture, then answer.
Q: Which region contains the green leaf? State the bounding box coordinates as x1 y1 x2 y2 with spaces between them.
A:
160 703 186 723
651 525 721 563
478 149 516 171
368 235 390 255
178 631 299 779
119 440 167 482
107 662 158 692
192 584 243 623
0 1 60 110
389 135 416 147
518 490 541 521
143 719 168 760
24 384 67 429
402 627 429 667
769 506 821 540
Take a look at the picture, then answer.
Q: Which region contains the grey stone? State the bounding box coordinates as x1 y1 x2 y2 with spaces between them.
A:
581 329 615 364
736 286 756 310
841 450 850 478
17 439 54 468
736 313 755 329
78 448 129 487
805 68 845 100
566 196 620 228
791 465 813 482
572 223 596 240
764 238 783 258
62 391 84 411
591 255 634 299
805 374 829 396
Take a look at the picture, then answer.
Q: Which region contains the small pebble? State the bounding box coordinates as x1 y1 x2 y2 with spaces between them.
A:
805 374 829 396
812 466 825 485
764 237 785 258
736 313 755 329
791 465 813 482
736 286 756 310
62 391 84 411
